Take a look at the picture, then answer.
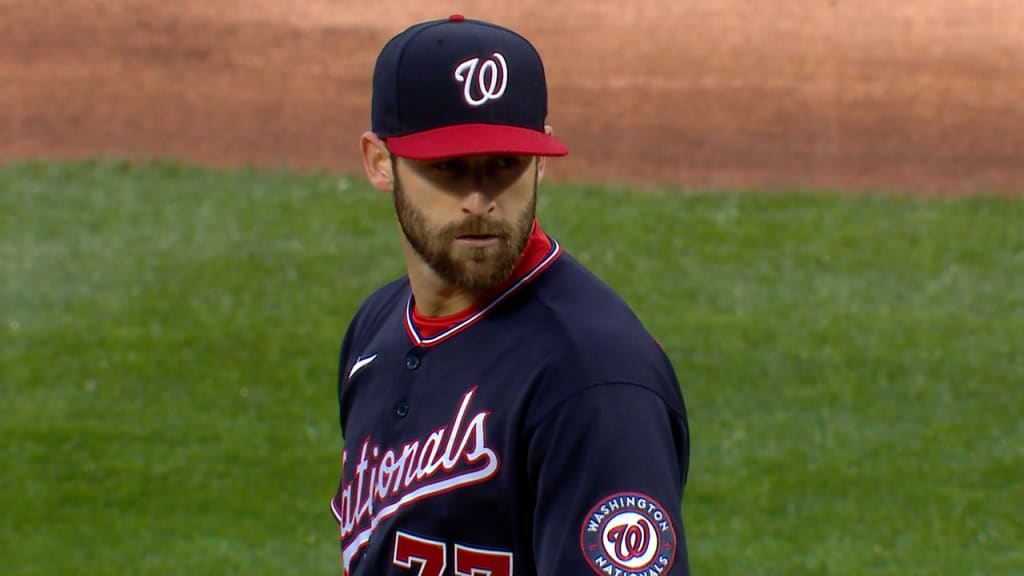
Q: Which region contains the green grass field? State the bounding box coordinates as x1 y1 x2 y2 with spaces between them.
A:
2 160 1022 575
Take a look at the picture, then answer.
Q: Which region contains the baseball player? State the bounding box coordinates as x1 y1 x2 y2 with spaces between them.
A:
332 15 690 575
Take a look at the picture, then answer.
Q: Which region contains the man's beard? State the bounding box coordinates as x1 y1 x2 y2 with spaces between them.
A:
393 169 537 294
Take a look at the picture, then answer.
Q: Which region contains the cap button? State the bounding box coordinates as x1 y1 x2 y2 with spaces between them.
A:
449 14 465 22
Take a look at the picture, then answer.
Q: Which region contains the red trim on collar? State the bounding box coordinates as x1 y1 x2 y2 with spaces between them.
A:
407 221 557 344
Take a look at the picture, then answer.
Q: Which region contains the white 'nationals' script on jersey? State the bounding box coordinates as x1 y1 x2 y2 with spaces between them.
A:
333 388 499 569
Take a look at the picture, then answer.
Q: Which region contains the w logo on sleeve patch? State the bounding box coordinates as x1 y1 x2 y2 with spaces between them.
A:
580 492 677 576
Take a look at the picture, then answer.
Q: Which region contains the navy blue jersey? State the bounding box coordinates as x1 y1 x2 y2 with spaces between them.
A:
332 228 690 575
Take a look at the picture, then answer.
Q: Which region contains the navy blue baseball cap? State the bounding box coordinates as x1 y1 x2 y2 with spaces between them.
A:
371 15 569 160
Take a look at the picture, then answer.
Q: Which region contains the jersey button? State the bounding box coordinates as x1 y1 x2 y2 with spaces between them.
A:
395 402 409 417
405 355 421 370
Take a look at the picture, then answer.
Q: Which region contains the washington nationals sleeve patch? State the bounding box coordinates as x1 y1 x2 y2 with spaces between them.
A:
580 492 677 576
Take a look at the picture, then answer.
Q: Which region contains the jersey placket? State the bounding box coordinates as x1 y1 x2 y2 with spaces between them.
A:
393 346 426 422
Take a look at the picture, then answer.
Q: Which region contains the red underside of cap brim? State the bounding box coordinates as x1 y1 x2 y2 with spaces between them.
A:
385 123 569 160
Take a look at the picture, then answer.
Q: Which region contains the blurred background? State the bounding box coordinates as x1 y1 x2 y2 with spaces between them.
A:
3 2 1022 575
3 0 1023 194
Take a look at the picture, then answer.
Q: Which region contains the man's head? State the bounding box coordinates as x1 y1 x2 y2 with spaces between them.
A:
361 16 567 294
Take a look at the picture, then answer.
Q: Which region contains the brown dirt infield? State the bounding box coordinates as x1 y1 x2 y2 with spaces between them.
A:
2 0 1022 195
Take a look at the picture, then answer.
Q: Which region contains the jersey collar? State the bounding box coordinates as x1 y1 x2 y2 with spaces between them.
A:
405 221 561 347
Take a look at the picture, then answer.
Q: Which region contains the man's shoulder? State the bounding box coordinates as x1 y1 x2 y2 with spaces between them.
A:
346 276 409 336
532 252 650 341
519 254 685 429
527 252 674 379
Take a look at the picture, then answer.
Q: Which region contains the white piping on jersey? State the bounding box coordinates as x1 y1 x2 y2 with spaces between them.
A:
405 238 562 347
335 456 499 572
332 387 500 572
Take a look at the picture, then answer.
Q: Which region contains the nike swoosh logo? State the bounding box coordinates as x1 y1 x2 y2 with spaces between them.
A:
348 353 378 380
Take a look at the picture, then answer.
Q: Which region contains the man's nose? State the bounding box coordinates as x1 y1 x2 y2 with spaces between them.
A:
461 189 496 215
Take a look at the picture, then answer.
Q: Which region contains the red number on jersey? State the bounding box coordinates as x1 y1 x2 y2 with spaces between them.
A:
392 532 513 576
455 543 514 576
392 532 446 576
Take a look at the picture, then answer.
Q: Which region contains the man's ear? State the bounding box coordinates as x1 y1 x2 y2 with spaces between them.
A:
361 132 394 192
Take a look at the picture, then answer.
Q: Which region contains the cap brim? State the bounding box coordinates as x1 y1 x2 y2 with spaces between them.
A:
385 123 569 160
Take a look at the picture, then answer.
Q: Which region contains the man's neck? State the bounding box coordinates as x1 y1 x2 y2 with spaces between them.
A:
410 277 481 318
402 221 551 319
402 244 485 318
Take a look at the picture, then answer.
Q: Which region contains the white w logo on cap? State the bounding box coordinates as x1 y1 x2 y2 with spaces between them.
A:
454 52 508 107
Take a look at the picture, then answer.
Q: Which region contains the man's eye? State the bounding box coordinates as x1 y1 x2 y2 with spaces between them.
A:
491 156 522 170
431 160 465 173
